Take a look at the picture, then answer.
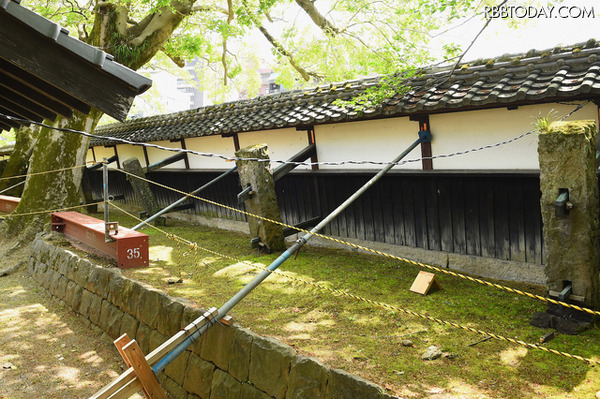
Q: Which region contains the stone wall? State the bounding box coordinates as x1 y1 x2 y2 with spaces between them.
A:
27 233 396 399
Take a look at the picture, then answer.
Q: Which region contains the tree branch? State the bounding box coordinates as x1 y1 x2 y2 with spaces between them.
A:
443 0 508 81
294 0 338 36
258 26 311 81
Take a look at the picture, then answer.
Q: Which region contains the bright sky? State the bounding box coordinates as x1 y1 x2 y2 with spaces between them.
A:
442 0 599 61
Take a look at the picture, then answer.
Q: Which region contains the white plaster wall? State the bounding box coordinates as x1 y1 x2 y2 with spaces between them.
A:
430 102 599 170
91 146 117 169
146 140 186 169
237 128 311 170
314 117 422 170
116 144 147 167
86 148 95 164
186 135 236 170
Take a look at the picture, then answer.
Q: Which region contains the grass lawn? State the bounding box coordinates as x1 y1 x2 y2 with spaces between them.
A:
97 209 599 398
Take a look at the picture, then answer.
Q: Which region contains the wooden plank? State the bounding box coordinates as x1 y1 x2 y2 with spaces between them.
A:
464 177 481 256
409 271 442 295
0 57 90 114
523 177 543 264
478 177 496 258
92 310 214 399
401 177 416 247
362 188 376 242
437 178 453 253
493 178 510 260
450 177 466 255
508 181 526 262
412 178 428 249
372 182 386 243
391 176 405 245
424 177 441 251
114 334 133 367
380 177 396 244
121 340 167 399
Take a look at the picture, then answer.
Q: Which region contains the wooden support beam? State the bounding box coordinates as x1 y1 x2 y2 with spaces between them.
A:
92 308 218 399
121 340 167 399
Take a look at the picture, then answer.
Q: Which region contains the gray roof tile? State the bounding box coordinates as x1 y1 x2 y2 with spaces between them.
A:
93 40 600 146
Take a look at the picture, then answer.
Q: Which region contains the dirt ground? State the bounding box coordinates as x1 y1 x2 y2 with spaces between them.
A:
0 247 144 399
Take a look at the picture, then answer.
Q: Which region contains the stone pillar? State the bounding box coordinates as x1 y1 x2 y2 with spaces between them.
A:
235 144 285 252
122 157 164 225
538 120 599 308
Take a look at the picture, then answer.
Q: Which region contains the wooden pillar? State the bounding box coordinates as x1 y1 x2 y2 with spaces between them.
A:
538 120 599 309
235 144 285 252
122 157 164 225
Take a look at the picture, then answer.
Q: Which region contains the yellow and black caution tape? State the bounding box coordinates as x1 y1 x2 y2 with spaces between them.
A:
116 168 600 318
108 201 600 366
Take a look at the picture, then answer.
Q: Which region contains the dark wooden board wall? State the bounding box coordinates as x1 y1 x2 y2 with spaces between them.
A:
90 170 545 265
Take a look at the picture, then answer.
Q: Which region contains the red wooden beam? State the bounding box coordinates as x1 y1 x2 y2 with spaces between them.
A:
51 211 149 268
0 195 20 213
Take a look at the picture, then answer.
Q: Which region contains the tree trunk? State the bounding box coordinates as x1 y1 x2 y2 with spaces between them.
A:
4 109 102 239
0 125 38 196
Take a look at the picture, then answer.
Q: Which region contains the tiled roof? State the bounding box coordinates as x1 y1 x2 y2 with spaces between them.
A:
0 0 151 132
92 39 600 146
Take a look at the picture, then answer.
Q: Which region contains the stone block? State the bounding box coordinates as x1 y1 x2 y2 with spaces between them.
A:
183 354 215 398
228 327 255 382
108 275 141 316
136 323 151 355
241 383 272 399
86 266 113 299
57 248 76 276
88 294 104 326
286 356 329 399
64 280 83 311
31 262 47 284
79 289 93 317
166 347 190 386
161 375 189 399
327 368 384 399
47 270 60 295
157 295 184 337
249 335 295 399
210 369 241 399
56 275 68 299
74 258 92 287
136 287 164 329
65 252 81 282
181 305 205 355
99 301 124 339
120 312 139 340
149 329 168 354
201 322 235 372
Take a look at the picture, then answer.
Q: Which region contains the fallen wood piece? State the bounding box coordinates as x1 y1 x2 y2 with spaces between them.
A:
219 315 234 326
468 336 492 347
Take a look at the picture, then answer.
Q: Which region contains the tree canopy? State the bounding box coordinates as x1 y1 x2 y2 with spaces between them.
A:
27 0 495 98
1 0 520 239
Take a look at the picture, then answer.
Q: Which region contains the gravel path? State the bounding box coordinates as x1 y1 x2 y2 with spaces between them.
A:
0 266 143 399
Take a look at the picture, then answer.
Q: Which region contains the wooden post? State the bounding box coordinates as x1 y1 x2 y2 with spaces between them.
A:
538 120 599 309
235 144 285 252
122 157 164 225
